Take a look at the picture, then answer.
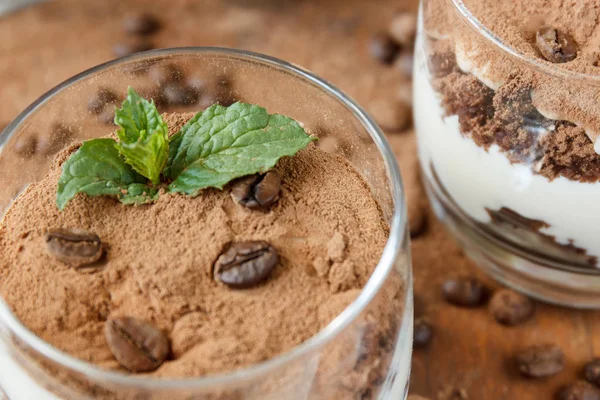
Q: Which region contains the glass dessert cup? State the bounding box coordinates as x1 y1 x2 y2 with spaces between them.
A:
415 0 600 307
0 48 412 399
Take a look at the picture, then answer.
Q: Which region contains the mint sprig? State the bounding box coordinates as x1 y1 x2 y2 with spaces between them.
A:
56 89 315 210
115 88 169 185
56 139 158 210
166 103 316 196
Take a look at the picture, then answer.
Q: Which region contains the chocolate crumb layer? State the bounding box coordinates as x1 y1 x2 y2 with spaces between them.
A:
0 112 391 379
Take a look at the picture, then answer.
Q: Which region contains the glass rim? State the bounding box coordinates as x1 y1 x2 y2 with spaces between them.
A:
450 0 600 85
0 47 408 390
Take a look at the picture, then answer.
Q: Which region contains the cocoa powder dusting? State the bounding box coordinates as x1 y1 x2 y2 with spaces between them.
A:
0 113 389 377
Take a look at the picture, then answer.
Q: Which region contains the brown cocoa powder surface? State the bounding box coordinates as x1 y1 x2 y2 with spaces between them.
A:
0 112 389 377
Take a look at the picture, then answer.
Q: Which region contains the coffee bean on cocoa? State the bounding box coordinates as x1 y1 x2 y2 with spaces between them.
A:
369 98 411 132
389 12 417 48
105 317 169 372
557 381 600 400
413 318 433 348
442 277 487 307
489 288 534 326
230 171 281 210
88 88 118 115
113 39 154 58
369 32 400 65
14 134 38 158
148 63 185 86
214 241 279 288
44 228 103 268
584 359 600 386
162 83 199 106
516 343 565 378
536 27 578 63
123 12 160 36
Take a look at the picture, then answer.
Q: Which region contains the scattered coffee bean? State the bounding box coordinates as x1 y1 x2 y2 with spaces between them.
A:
148 63 184 86
413 318 433 348
230 171 281 210
113 39 154 58
442 277 487 307
516 343 565 378
123 12 160 36
162 83 199 106
536 27 578 63
14 134 38 157
557 381 600 400
88 88 118 115
584 359 600 386
44 228 103 268
369 32 400 65
389 13 417 48
105 317 169 372
214 241 279 288
396 52 414 78
489 288 534 326
369 98 411 132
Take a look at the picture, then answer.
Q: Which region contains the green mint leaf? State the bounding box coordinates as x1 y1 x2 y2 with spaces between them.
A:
56 138 158 210
166 102 315 195
114 87 169 185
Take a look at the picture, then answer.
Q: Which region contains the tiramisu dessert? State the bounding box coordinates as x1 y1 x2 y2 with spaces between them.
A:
414 0 600 278
0 87 407 399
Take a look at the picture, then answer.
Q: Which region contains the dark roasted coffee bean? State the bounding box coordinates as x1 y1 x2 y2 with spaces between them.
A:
557 381 600 400
44 228 103 268
516 343 565 378
113 39 154 58
88 88 118 115
413 318 433 348
123 12 160 36
214 241 279 288
585 359 600 386
442 277 487 307
162 83 199 106
105 317 169 372
231 171 281 210
489 288 534 326
148 63 184 86
369 32 400 65
14 134 38 158
536 27 578 63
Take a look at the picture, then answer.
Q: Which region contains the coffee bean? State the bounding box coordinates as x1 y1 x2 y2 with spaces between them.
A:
123 12 160 36
14 134 38 158
489 289 534 326
442 277 487 307
516 343 565 378
88 88 118 115
113 39 153 58
162 83 199 106
148 63 184 86
584 359 600 386
369 32 400 65
536 27 578 63
105 317 169 372
44 228 103 268
557 381 600 400
214 241 279 288
389 13 417 48
413 318 433 348
231 171 281 210
368 98 411 132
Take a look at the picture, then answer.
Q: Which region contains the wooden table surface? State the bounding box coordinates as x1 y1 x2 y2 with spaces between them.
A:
2 1 598 399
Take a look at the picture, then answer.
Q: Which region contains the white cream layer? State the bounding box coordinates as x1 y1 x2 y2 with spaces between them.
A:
414 52 600 262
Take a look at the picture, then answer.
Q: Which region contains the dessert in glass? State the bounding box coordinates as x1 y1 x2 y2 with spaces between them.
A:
0 48 412 399
415 0 600 307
